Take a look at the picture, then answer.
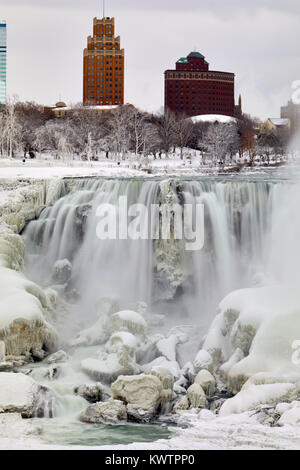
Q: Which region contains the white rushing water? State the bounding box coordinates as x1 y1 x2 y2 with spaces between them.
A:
19 176 297 447
23 178 280 332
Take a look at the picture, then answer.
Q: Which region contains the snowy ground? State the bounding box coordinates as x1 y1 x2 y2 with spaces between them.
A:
0 158 145 179
0 155 292 181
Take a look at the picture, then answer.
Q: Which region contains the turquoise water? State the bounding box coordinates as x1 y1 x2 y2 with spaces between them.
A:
35 418 170 447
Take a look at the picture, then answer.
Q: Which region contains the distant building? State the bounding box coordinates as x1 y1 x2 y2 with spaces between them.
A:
234 94 242 119
164 52 235 118
83 16 124 106
259 118 291 135
0 21 7 106
44 101 119 118
281 100 300 135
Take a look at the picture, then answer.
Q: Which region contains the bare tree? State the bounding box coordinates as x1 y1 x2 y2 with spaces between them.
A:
174 114 194 159
1 96 22 158
199 122 240 165
15 101 46 158
156 109 177 159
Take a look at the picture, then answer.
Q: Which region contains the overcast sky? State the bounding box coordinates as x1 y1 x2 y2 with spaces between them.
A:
2 0 300 119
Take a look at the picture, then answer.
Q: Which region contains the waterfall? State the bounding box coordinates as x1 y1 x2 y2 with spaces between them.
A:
23 178 285 338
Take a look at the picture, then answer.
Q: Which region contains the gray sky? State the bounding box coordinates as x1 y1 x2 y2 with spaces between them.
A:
2 0 300 119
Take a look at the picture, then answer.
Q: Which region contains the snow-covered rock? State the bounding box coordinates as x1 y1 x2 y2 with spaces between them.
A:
156 335 179 362
46 350 69 364
0 372 55 418
51 259 72 284
110 310 147 337
111 374 165 422
173 395 190 412
70 299 120 348
203 285 300 393
181 361 196 383
278 403 300 426
70 317 108 347
81 350 138 384
150 367 174 391
75 383 106 403
0 240 57 358
186 384 207 409
219 348 244 379
141 357 181 381
275 402 292 416
219 382 300 417
193 350 213 374
80 399 127 425
0 184 60 360
135 334 163 364
106 331 138 357
194 370 216 396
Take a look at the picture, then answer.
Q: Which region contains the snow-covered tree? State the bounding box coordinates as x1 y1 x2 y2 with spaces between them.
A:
199 122 240 165
156 109 177 158
0 96 22 158
174 114 194 159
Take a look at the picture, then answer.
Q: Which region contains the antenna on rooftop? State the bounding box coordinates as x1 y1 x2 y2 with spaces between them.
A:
103 0 105 18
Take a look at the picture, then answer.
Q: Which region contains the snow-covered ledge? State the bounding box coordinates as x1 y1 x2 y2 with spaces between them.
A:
0 179 65 363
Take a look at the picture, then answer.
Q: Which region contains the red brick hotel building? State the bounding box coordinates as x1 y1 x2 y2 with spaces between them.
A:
164 52 235 118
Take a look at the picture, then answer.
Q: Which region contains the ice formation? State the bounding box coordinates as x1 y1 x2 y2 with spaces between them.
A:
0 180 64 360
0 372 56 418
203 284 300 393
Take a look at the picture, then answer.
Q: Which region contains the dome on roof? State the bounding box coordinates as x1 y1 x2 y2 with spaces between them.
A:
188 52 205 59
55 101 67 108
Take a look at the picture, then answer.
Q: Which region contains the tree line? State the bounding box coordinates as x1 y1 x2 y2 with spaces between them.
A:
0 97 292 165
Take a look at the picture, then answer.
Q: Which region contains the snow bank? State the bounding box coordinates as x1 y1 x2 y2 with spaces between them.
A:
0 372 56 418
0 180 63 358
191 114 236 124
203 284 300 393
0 160 145 180
219 382 299 416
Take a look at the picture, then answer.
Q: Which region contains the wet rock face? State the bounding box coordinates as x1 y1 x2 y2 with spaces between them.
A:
74 203 92 243
80 399 127 425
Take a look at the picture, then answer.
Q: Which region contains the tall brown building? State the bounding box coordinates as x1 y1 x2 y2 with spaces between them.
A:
83 17 124 106
165 52 235 118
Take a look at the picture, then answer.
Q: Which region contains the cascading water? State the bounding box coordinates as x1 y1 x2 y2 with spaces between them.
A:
24 178 279 332
20 176 292 446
